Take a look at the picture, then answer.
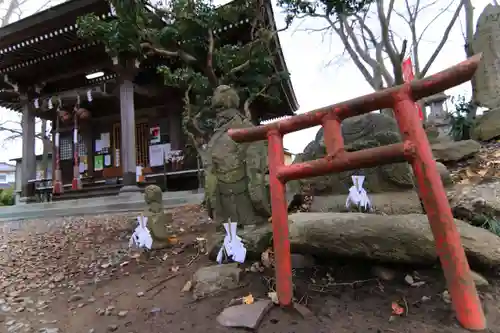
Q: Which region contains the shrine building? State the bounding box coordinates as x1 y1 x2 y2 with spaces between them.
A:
0 0 298 202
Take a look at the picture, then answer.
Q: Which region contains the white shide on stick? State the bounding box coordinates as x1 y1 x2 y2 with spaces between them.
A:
346 175 371 211
216 219 247 264
129 215 153 250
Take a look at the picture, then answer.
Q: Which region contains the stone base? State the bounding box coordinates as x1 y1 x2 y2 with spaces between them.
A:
119 185 141 195
18 196 37 204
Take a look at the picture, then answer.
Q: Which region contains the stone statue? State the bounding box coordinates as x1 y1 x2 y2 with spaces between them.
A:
205 85 271 226
472 4 500 110
142 185 173 249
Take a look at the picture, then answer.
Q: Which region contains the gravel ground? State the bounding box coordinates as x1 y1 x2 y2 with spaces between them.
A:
1 205 500 333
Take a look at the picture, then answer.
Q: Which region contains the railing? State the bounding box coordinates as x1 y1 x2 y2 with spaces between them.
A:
228 54 486 331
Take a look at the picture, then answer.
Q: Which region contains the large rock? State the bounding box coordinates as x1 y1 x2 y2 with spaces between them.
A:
472 4 500 110
436 161 453 186
310 191 424 214
292 113 415 194
291 113 452 195
472 108 500 141
310 163 453 214
431 140 481 162
449 181 500 226
211 213 500 270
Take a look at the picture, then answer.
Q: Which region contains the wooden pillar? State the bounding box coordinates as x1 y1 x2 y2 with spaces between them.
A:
119 78 139 192
51 116 57 183
51 130 56 181
53 114 63 194
20 96 36 202
85 126 94 179
72 112 82 189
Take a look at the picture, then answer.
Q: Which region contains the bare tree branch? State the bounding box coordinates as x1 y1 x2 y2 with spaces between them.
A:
353 13 394 86
292 0 465 95
1 0 19 27
331 18 377 89
376 0 403 84
414 0 457 72
419 0 464 77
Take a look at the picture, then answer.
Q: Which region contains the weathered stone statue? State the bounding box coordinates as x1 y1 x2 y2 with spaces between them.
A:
205 85 271 226
143 185 173 249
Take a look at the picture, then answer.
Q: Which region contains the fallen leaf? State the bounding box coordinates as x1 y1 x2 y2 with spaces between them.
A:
171 266 180 272
243 293 254 305
391 302 404 316
181 280 192 292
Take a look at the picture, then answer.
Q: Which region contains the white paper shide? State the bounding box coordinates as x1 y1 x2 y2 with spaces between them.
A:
129 215 153 250
346 175 371 211
216 219 247 264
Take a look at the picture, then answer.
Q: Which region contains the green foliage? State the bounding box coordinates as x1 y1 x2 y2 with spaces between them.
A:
277 0 375 25
0 188 15 206
469 212 500 237
77 0 289 133
449 95 474 141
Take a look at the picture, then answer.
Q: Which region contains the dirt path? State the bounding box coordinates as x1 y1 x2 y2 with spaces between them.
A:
1 205 500 333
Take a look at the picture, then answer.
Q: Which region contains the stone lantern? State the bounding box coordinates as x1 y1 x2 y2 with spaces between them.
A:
424 92 451 142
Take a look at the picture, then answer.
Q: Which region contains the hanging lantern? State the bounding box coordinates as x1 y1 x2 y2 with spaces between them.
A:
76 107 91 119
58 109 72 122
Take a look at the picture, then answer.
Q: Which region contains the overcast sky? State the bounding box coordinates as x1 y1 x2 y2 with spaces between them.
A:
0 0 493 162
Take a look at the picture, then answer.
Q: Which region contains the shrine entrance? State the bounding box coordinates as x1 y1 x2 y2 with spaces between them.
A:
105 122 150 177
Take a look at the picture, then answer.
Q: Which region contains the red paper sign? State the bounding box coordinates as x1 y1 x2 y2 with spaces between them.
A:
401 58 424 121
150 125 161 144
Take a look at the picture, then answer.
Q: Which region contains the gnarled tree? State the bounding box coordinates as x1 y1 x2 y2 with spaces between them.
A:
76 0 374 151
77 0 290 152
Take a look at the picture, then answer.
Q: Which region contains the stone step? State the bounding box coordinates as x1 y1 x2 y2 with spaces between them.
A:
52 184 122 201
0 191 204 222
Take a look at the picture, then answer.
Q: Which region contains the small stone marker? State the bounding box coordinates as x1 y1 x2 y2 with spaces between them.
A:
192 263 241 299
216 299 273 329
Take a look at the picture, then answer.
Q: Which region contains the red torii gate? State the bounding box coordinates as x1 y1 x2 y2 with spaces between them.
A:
228 54 486 331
